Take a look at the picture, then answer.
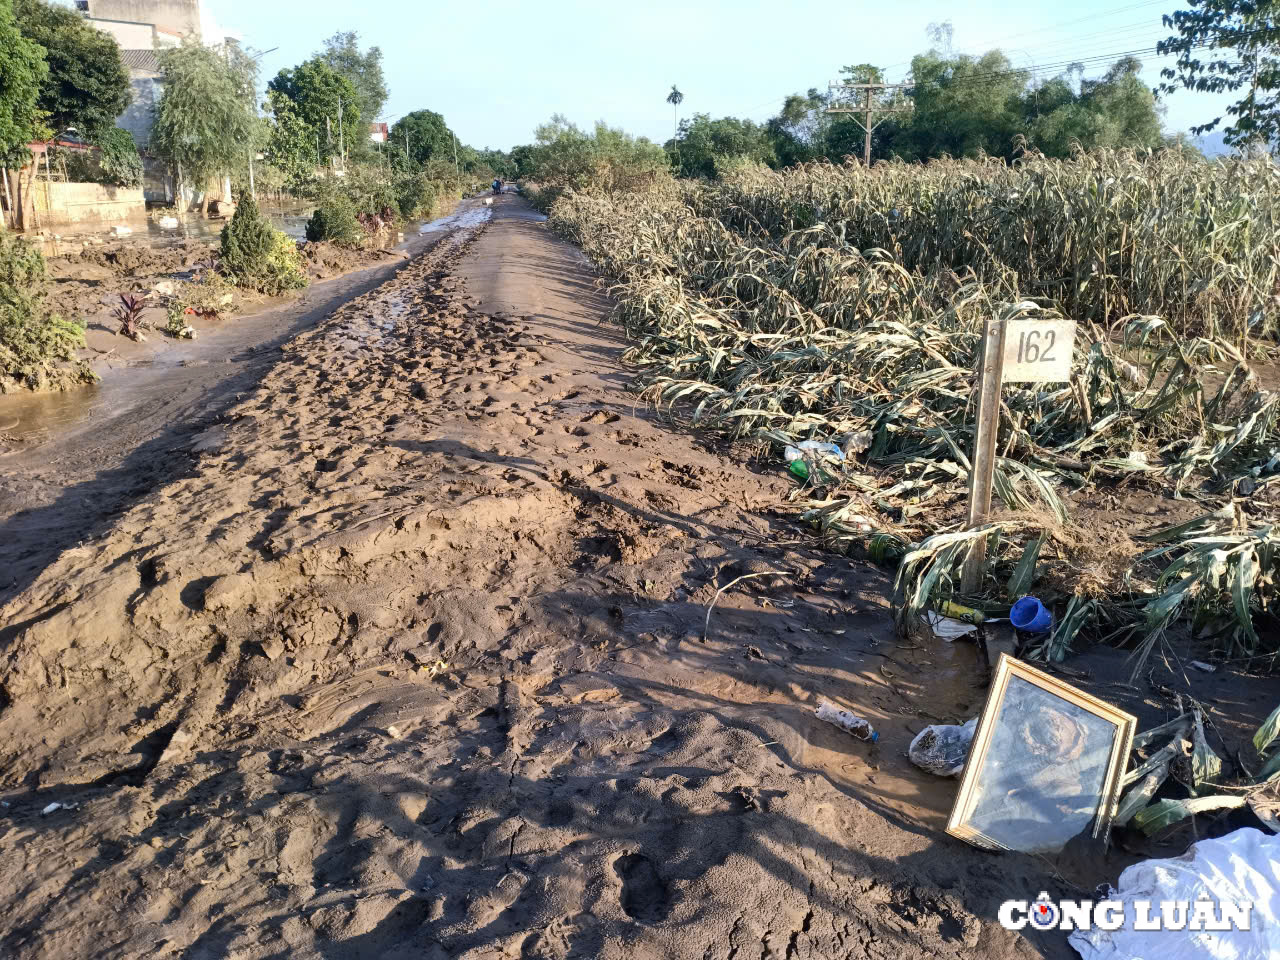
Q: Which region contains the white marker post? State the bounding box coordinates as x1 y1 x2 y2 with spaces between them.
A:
960 318 1076 593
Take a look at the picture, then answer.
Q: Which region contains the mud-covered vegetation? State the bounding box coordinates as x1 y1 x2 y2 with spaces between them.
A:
220 196 309 296
547 150 1280 671
0 234 91 392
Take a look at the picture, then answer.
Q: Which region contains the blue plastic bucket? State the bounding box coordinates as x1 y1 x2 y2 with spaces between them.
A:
1010 596 1052 634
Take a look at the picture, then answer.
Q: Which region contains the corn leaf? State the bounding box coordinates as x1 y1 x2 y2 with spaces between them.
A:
1132 796 1246 836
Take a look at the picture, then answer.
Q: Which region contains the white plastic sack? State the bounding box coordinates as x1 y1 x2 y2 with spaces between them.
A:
908 716 976 777
1070 827 1280 960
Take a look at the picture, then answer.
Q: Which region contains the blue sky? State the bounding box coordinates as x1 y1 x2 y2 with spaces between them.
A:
197 0 1237 151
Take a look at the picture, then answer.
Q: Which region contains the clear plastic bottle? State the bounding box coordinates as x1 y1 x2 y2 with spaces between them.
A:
815 701 878 742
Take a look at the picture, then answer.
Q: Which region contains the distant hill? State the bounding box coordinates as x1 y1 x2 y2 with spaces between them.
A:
1194 131 1231 158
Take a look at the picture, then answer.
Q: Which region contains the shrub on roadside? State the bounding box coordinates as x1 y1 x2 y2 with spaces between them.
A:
0 234 92 391
393 171 438 219
306 195 363 247
220 196 308 295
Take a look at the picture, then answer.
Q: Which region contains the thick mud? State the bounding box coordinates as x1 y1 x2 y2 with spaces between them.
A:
0 196 1271 959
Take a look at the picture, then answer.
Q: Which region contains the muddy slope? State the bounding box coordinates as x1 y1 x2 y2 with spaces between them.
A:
0 198 1075 959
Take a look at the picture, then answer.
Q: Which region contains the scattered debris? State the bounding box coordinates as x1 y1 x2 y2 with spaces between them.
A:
784 440 844 462
1069 828 1280 959
841 430 874 456
41 801 77 816
1190 660 1217 673
815 701 878 742
947 655 1135 853
1009 596 1052 634
909 717 977 777
702 569 789 641
1119 701 1280 837
925 610 978 641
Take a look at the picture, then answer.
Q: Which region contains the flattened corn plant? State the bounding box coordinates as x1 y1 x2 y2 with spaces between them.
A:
547 156 1280 665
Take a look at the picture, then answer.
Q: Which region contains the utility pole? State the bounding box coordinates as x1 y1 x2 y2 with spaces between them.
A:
825 81 913 167
452 133 459 176
337 96 345 171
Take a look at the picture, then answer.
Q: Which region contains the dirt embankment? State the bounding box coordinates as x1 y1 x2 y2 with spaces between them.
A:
0 196 1270 960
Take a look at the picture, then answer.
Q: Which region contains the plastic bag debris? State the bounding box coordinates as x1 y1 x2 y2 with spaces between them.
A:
785 441 843 484
41 802 76 816
842 430 874 456
815 701 878 742
909 717 977 777
1069 827 1280 960
926 610 979 641
795 440 844 460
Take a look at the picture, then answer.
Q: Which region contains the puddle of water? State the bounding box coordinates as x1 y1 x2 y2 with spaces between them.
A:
420 206 492 233
0 382 111 444
36 204 318 257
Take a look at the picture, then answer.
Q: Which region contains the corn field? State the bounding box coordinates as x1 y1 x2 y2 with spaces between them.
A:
547 150 1280 671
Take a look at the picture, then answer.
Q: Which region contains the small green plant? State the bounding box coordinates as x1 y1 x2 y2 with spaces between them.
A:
175 270 235 318
112 293 148 340
165 309 196 338
0 233 92 391
220 196 309 295
305 195 363 247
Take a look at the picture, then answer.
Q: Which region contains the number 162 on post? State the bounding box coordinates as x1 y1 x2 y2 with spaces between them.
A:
1002 319 1075 383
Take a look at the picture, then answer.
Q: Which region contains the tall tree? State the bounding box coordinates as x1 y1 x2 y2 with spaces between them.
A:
390 110 454 168
14 0 131 137
318 31 387 125
666 84 684 141
0 0 48 165
268 58 362 165
152 40 258 212
1158 1 1280 149
896 50 1029 160
668 113 775 179
766 88 833 166
264 90 315 188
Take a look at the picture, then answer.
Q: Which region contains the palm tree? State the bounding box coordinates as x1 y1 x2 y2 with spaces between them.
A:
666 84 684 140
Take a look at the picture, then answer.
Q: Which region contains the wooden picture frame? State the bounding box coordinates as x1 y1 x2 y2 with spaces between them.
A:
946 653 1136 854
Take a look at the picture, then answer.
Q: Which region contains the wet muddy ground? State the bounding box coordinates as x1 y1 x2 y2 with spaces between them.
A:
0 195 1274 959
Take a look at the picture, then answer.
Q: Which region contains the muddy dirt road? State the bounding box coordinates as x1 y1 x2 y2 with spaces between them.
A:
0 196 1091 958
0 214 482 616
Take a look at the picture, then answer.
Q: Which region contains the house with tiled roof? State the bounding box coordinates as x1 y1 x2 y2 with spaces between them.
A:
76 1 203 202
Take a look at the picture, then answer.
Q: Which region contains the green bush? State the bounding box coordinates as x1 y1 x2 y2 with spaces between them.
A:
393 172 437 219
337 165 397 216
305 194 363 247
260 231 309 294
220 196 308 295
95 128 144 187
0 234 92 391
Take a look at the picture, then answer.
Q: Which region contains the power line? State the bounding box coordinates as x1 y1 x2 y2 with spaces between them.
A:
876 0 1170 76
891 27 1270 93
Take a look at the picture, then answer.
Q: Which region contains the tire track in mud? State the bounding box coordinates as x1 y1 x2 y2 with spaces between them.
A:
0 198 1072 960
